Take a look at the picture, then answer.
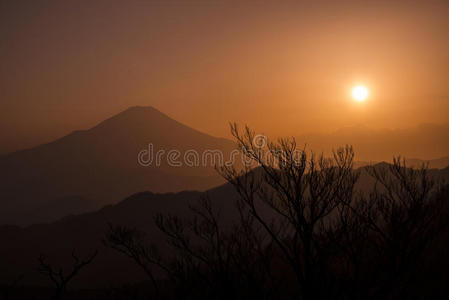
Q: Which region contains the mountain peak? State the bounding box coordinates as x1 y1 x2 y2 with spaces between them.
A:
122 105 160 113
85 105 233 148
90 105 175 132
116 105 165 119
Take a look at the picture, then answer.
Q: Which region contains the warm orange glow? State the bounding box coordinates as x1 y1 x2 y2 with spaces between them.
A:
1 1 449 155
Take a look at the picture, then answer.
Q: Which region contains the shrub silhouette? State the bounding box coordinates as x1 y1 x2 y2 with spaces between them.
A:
37 249 98 300
0 275 23 300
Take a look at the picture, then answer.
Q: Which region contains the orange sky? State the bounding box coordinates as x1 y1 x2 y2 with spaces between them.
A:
1 0 448 153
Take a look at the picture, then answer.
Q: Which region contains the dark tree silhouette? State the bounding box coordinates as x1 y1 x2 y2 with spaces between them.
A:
361 158 445 297
218 124 360 298
103 224 164 298
105 196 281 299
37 250 98 300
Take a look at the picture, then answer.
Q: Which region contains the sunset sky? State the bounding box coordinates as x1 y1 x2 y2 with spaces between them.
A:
1 0 448 153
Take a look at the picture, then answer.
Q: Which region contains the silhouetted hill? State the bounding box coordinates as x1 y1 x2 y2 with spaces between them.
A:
0 188 240 288
0 163 447 289
0 106 236 225
404 156 449 169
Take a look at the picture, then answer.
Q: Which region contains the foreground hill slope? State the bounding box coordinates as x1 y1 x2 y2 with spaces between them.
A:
0 164 447 288
0 186 239 288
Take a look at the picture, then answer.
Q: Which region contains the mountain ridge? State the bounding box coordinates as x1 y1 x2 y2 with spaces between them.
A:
0 106 236 225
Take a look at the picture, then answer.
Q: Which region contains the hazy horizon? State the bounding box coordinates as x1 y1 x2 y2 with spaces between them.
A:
1 105 448 162
2 107 449 157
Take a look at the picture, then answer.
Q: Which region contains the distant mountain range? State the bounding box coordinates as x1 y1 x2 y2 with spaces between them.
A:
353 156 449 170
1 106 448 226
0 106 236 225
296 123 449 162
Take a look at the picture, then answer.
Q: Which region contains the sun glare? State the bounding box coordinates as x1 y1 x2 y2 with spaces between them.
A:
352 86 368 102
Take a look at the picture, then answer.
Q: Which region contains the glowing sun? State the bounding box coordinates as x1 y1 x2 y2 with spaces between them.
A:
352 86 368 102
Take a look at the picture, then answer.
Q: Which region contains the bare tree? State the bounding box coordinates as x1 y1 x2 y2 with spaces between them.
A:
218 124 359 298
105 195 281 299
37 250 97 300
103 224 165 298
361 158 444 297
155 196 280 298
